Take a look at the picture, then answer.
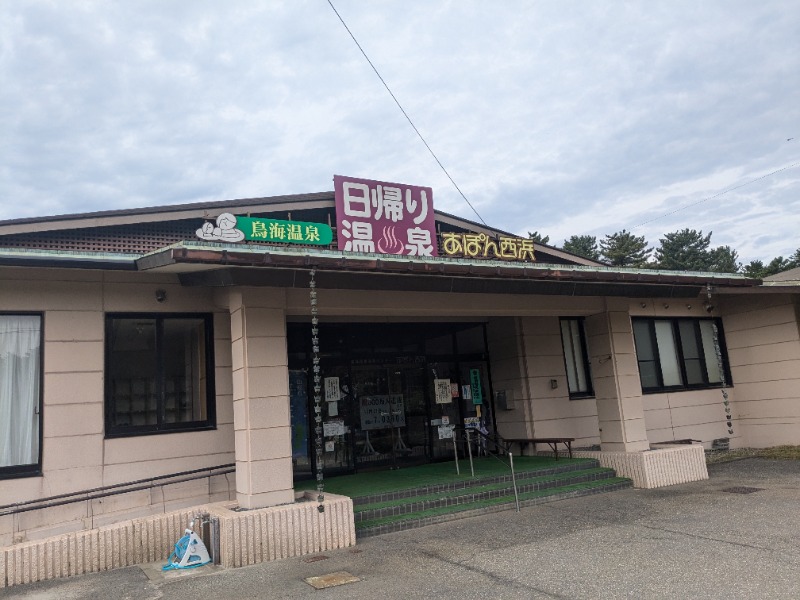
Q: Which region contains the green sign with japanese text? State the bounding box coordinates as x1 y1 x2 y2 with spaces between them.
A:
196 212 333 246
470 368 483 405
238 217 332 245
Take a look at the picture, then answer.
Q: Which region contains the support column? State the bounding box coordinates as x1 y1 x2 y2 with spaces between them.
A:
229 289 294 509
585 299 649 452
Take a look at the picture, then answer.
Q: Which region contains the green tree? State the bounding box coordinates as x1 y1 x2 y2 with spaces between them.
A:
599 230 651 267
708 245 740 273
788 248 800 269
743 256 792 278
742 259 766 278
527 231 550 245
654 229 713 271
562 235 600 260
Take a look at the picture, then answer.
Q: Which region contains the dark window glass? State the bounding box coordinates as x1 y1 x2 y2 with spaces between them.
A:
106 314 215 437
560 318 594 398
632 317 730 393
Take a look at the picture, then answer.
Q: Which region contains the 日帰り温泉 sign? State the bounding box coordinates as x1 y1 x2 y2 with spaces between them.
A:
333 175 438 257
196 213 332 245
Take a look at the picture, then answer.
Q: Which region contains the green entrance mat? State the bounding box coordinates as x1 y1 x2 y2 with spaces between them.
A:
295 456 594 498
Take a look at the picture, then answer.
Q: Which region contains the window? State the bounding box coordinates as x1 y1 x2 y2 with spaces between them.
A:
105 314 215 437
0 314 43 478
632 317 730 393
560 318 593 398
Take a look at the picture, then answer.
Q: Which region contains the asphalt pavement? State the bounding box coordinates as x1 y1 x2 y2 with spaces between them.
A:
2 458 799 599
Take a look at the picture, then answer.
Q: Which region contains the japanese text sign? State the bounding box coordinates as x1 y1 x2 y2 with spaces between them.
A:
470 369 483 405
359 395 406 430
239 216 332 245
196 213 332 246
441 233 535 261
334 175 438 257
434 379 452 404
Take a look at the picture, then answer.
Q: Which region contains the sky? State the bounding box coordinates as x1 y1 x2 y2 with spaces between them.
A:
1 1 798 264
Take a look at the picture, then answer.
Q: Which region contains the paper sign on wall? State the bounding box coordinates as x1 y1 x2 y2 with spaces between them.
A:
462 385 472 400
438 424 455 440
434 379 452 404
324 377 340 402
464 416 480 429
323 420 345 437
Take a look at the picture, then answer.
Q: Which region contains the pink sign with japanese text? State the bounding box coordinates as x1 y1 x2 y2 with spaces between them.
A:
333 175 438 257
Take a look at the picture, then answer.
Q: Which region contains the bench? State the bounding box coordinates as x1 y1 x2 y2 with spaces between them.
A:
503 437 575 460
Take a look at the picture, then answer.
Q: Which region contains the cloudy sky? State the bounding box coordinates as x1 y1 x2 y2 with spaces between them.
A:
1 1 798 263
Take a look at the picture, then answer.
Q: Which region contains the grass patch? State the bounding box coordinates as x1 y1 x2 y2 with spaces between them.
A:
706 445 800 464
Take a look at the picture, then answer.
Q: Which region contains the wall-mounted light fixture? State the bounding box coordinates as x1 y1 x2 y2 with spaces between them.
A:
155 289 167 303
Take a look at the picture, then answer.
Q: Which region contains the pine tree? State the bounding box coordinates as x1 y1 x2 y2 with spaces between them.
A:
527 231 550 245
654 229 712 271
599 230 651 267
562 235 600 260
708 245 740 273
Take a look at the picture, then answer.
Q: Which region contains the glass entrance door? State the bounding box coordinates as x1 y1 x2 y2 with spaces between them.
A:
352 360 428 470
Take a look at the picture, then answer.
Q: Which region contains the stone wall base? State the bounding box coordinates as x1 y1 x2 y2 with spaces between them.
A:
1 492 355 588
570 443 709 488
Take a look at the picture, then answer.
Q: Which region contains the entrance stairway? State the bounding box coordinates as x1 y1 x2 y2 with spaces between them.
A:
352 458 631 537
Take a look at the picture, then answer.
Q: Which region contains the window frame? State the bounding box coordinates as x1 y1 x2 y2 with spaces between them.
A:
0 312 44 480
559 317 594 399
104 313 216 438
632 317 732 394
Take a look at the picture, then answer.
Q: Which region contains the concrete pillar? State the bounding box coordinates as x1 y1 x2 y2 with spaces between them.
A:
229 288 294 509
584 299 649 452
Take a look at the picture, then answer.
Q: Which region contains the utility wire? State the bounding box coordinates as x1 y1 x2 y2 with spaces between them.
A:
326 0 487 226
631 160 800 230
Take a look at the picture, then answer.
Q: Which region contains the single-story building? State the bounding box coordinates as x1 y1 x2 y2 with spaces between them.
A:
1 176 799 581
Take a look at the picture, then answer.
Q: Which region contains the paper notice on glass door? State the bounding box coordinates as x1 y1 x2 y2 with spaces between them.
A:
434 379 452 404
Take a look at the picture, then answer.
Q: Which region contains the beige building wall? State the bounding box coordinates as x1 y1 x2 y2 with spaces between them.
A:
630 299 738 448
584 301 649 452
5 265 800 543
515 317 599 444
486 318 535 440
228 287 294 509
629 296 800 449
722 294 800 448
0 267 235 544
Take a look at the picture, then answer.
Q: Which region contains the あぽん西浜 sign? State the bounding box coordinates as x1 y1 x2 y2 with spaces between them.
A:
196 213 332 245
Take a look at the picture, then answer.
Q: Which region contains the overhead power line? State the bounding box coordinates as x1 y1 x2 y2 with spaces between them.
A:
326 0 487 226
631 161 800 230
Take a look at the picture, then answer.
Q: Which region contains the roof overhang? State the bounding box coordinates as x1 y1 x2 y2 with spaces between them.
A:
0 248 138 270
136 242 760 298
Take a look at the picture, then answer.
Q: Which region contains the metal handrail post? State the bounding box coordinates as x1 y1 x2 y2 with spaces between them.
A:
452 429 460 475
466 429 475 478
509 452 520 512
